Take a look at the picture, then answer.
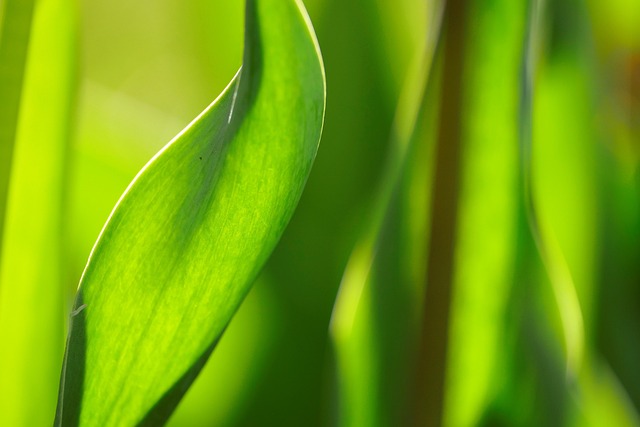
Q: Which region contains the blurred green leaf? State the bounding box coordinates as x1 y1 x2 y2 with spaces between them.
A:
597 134 640 413
55 0 325 424
443 0 526 425
532 8 608 423
489 1 587 424
0 0 35 260
330 4 443 425
0 0 76 424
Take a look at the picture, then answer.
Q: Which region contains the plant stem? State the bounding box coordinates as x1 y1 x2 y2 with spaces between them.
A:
411 0 465 425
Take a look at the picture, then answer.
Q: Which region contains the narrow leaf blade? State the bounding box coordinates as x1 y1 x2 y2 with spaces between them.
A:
0 0 76 423
0 0 35 262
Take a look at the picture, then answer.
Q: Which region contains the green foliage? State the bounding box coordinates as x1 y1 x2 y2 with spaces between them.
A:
54 0 324 424
1 0 640 425
0 0 75 424
0 0 35 258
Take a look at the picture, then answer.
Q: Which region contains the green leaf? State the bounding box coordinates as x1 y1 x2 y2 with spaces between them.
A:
443 0 526 425
167 276 280 426
0 0 76 424
0 0 35 262
55 0 325 424
330 3 443 425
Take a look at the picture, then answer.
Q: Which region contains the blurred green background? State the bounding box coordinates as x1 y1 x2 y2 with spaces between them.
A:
1 0 640 425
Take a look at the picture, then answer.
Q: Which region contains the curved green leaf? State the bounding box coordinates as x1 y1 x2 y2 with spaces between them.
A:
55 0 325 424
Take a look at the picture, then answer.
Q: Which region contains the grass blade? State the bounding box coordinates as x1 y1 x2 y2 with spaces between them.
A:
330 2 443 424
0 0 76 424
442 0 527 425
55 0 325 424
0 0 35 262
490 1 576 423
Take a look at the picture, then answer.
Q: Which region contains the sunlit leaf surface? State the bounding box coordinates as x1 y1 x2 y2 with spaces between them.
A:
55 0 325 424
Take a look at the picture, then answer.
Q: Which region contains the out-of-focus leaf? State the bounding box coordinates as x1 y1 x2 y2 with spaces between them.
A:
597 133 640 412
0 0 76 424
485 1 573 424
369 0 428 104
443 1 526 426
0 0 35 260
330 3 443 425
569 360 640 426
523 1 638 424
528 0 602 377
534 0 604 399
587 0 640 413
54 0 325 424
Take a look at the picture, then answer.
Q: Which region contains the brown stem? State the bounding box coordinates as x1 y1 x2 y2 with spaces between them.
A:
411 0 465 425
